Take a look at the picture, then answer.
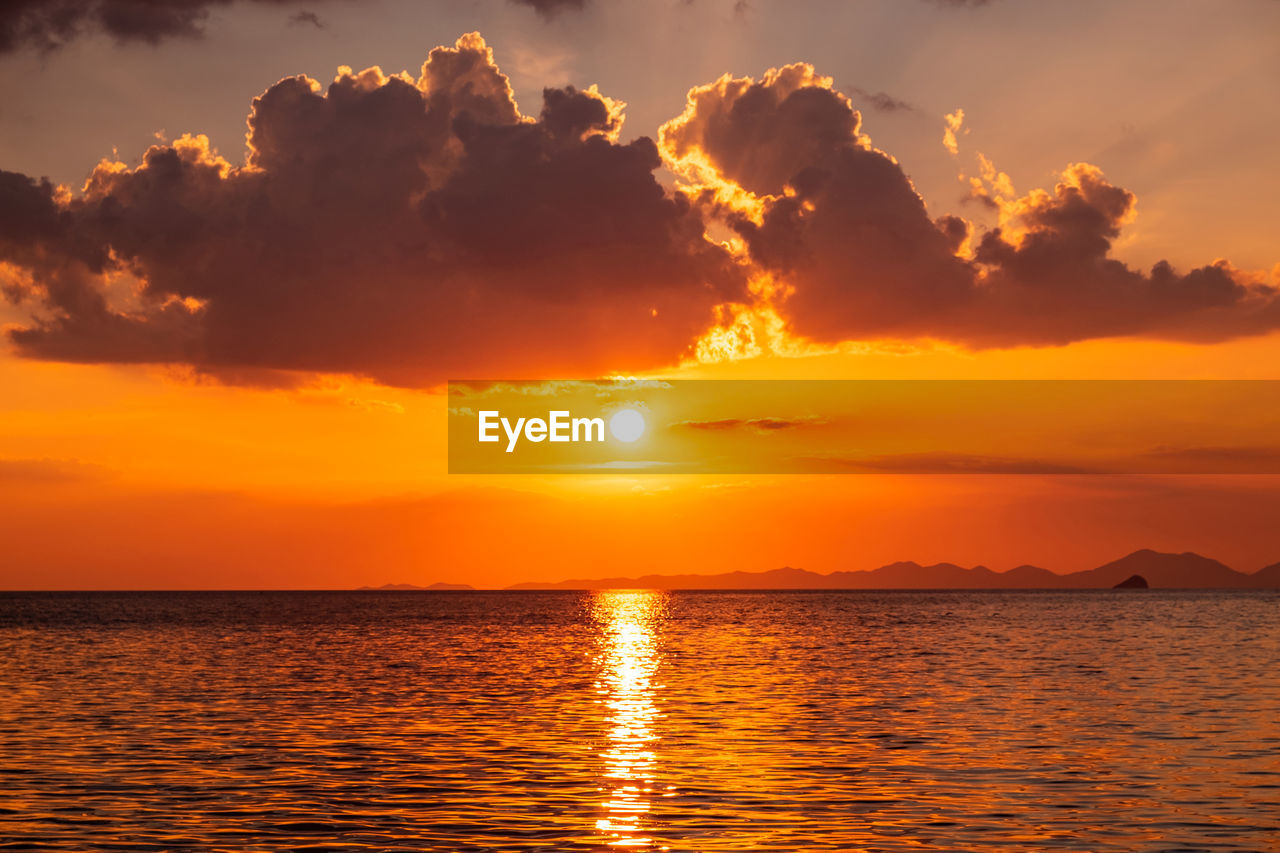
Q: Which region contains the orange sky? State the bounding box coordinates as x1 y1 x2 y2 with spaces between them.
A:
2 1 1279 588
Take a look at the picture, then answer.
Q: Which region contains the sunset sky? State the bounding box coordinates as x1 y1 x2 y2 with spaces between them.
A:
2 0 1279 589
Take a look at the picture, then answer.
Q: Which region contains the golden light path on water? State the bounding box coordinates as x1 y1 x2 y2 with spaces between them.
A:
591 591 670 849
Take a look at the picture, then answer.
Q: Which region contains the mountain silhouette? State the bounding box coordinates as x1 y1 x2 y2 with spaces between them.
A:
1058 549 1253 589
359 582 475 590
506 567 825 591
506 550 1280 590
1249 561 1280 587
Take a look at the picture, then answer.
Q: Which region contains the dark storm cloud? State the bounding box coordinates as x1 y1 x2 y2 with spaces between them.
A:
0 34 744 384
659 64 1280 347
0 0 319 53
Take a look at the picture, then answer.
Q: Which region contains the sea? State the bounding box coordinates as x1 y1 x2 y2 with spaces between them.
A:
1 590 1277 851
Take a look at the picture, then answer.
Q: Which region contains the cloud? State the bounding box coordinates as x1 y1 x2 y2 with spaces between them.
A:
0 458 117 483
1142 445 1280 473
967 163 1280 344
812 452 1094 475
511 0 980 19
3 42 1278 384
288 10 323 28
0 0 320 53
811 447 1280 475
658 63 1280 348
0 34 744 385
942 108 966 155
848 87 913 113
508 0 586 18
660 65 979 341
675 416 823 432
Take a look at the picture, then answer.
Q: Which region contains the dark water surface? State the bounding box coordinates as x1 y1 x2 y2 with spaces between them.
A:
1 590 1278 851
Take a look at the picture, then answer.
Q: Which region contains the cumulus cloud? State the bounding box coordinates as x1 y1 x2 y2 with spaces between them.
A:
660 65 978 341
658 63 1280 348
0 34 744 384
0 0 318 52
966 163 1280 344
2 39 1277 384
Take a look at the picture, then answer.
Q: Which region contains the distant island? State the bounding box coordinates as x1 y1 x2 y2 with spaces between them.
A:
503 550 1280 590
358 582 475 591
1112 574 1150 589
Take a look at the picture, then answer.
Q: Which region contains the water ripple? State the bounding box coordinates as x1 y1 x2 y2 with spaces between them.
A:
0 589 1277 850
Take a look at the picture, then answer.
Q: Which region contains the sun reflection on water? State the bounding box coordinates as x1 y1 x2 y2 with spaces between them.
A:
591 590 668 849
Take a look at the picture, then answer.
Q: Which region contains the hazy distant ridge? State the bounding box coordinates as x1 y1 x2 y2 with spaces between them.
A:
504 550 1280 590
359 582 475 591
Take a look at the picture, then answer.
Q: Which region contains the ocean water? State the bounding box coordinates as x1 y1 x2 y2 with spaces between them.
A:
1 590 1278 851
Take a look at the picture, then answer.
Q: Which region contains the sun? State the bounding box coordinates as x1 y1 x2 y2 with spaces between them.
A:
608 408 646 443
